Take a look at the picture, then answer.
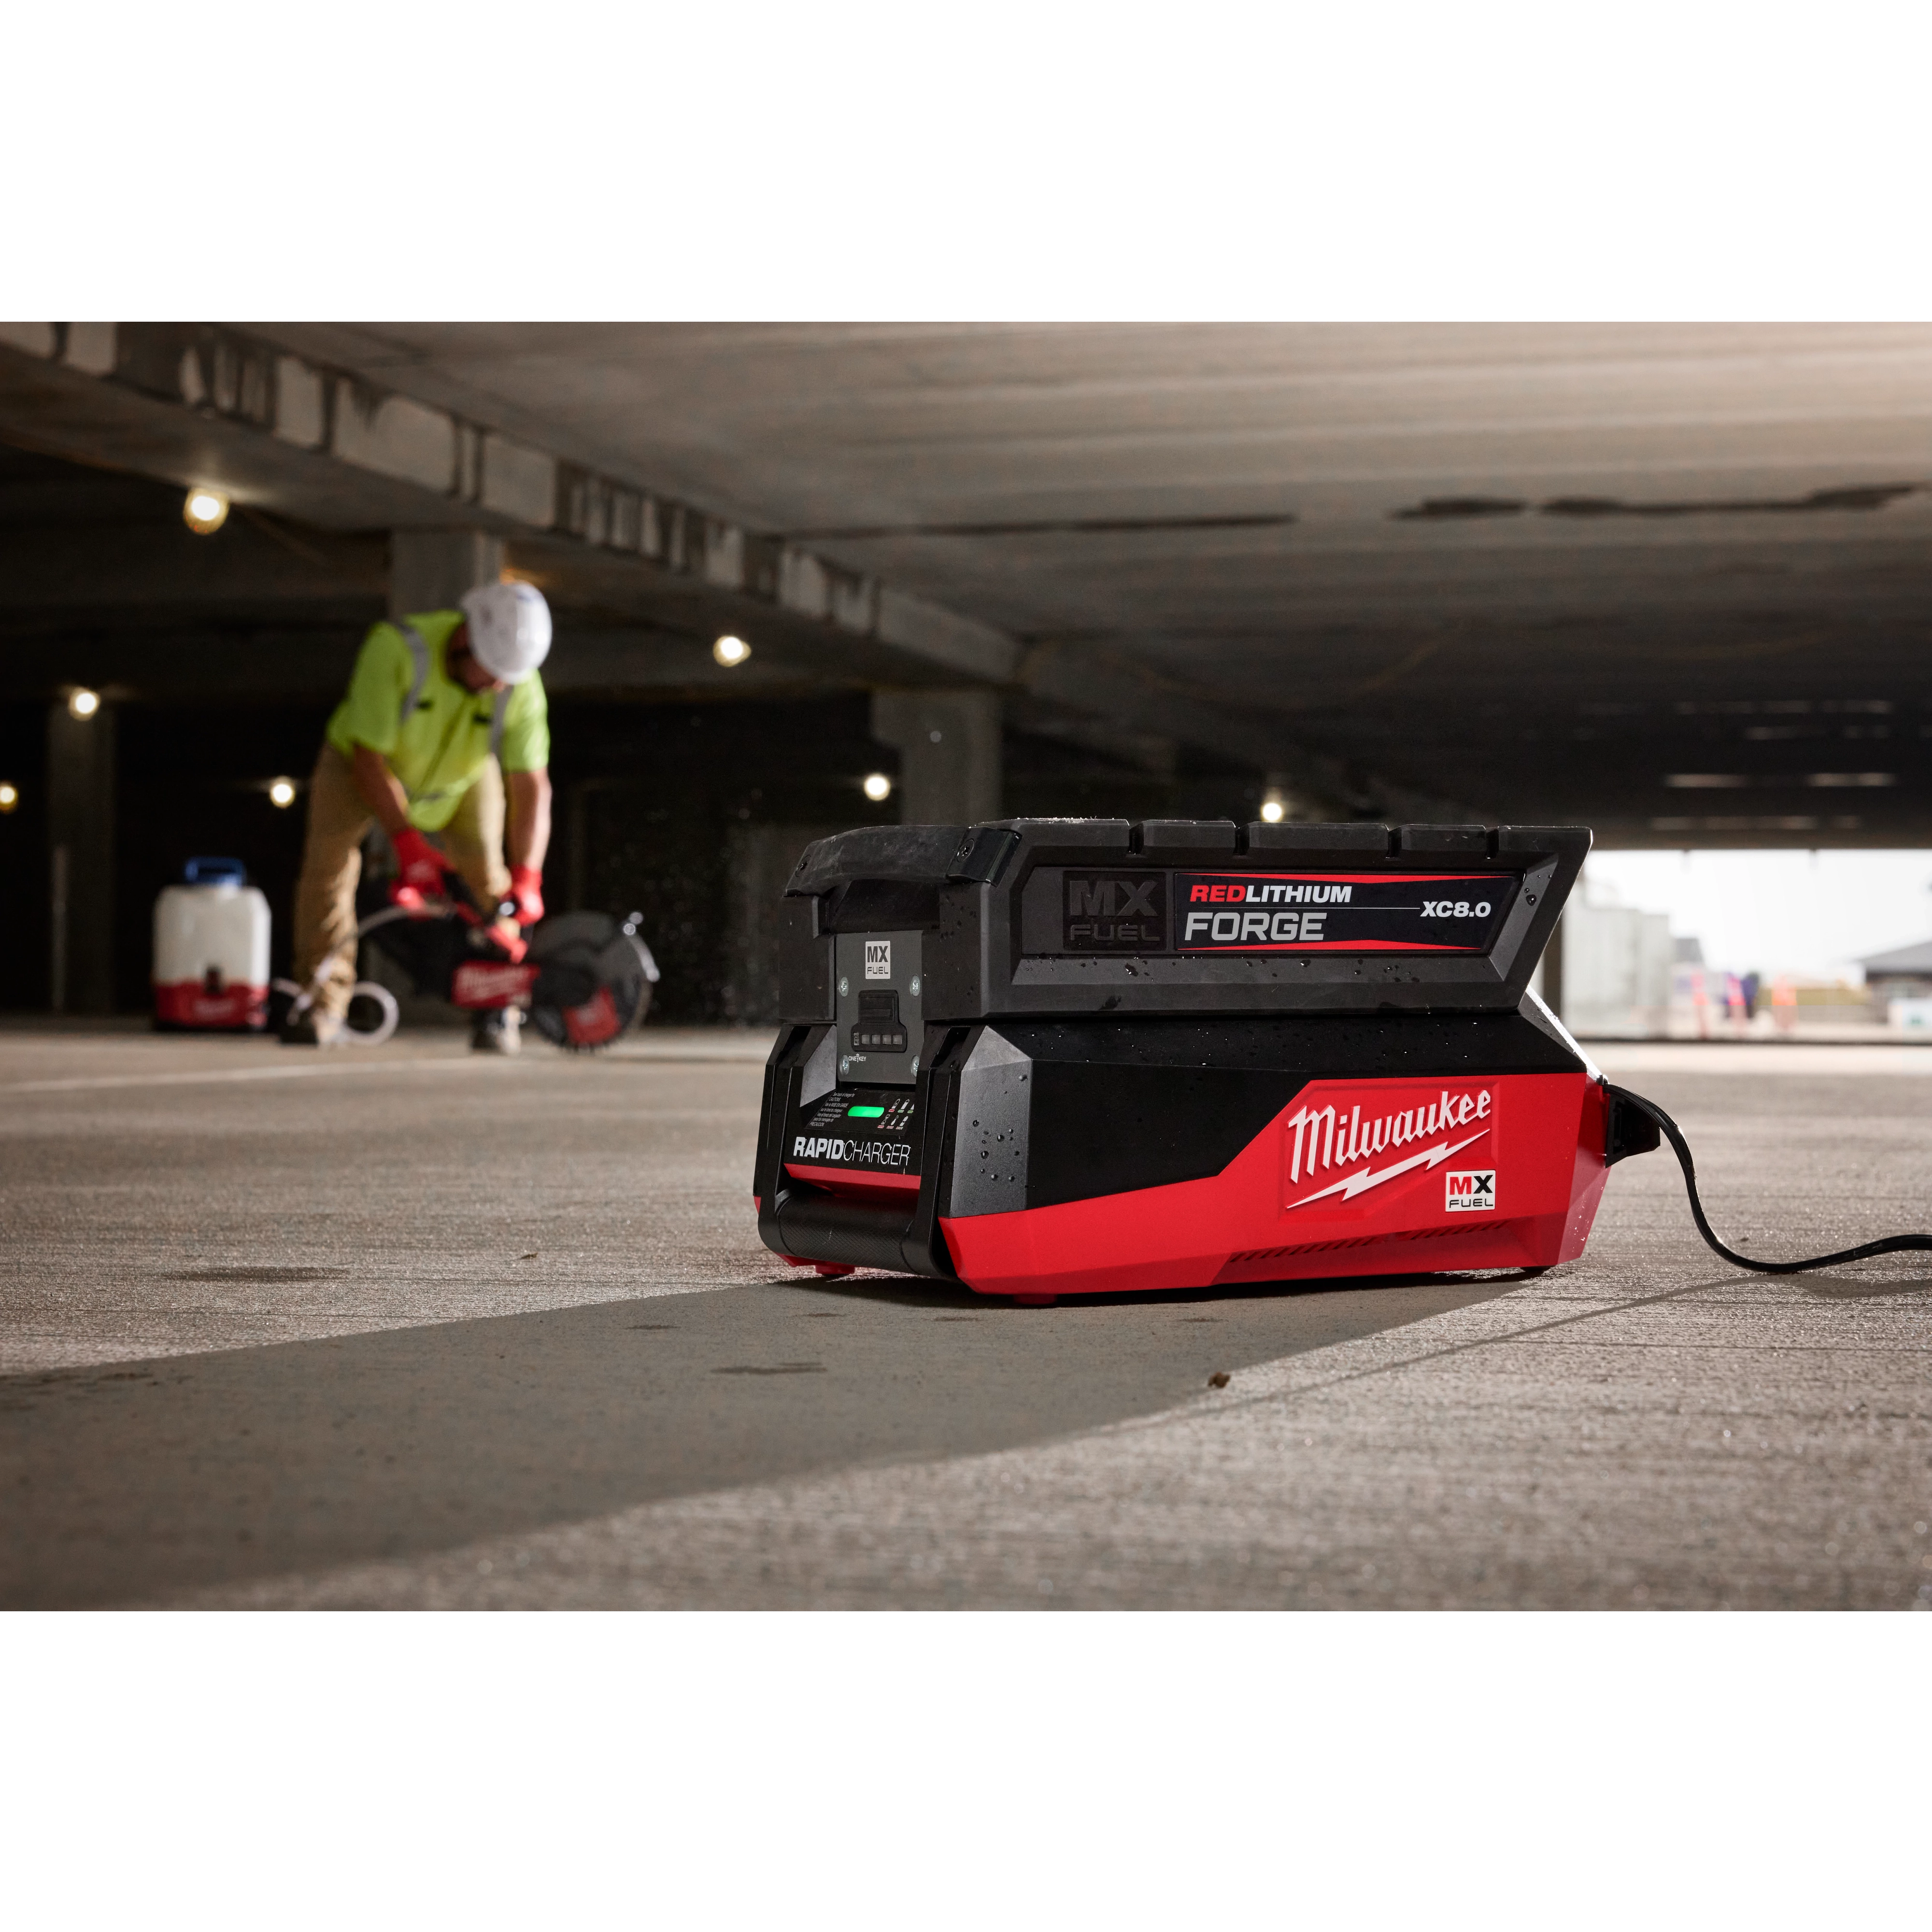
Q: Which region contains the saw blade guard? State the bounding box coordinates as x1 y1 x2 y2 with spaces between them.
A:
525 910 658 1051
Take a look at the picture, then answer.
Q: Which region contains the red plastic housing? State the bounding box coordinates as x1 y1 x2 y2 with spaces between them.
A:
152 980 268 1030
937 1072 1609 1298
785 1162 921 1200
450 961 540 1010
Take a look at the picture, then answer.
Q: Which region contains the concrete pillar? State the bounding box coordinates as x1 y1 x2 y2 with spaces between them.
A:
1540 913 1566 1021
46 698 116 1014
389 528 504 618
870 690 1001 825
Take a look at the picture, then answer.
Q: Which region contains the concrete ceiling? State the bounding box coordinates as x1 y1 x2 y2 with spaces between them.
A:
10 321 1932 841
247 323 1932 843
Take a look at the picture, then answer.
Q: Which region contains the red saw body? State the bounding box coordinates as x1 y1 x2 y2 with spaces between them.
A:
353 878 659 1052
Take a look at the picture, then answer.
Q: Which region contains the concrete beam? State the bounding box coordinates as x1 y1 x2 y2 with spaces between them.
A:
0 520 387 620
0 325 1442 816
1017 638 1476 823
0 325 1018 689
1004 696 1179 779
390 529 503 620
0 621 855 706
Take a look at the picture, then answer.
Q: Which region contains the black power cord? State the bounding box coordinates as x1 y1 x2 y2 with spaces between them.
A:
1605 1084 1932 1275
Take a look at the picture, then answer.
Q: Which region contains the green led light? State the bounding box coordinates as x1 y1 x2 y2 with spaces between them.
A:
847 1105 884 1117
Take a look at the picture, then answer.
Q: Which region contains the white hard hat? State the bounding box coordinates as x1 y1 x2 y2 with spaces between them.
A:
460 581 552 683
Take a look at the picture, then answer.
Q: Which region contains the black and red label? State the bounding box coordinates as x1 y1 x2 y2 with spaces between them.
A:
1173 872 1515 954
785 1086 922 1197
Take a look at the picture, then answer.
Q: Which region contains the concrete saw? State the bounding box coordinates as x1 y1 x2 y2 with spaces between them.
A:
522 910 660 1051
351 878 659 1051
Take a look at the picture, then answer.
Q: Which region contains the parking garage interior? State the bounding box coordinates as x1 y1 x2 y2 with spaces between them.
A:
5 322 1930 1627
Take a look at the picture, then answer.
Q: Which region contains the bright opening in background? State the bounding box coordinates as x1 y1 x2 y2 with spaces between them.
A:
1582 850 1932 982
1562 849 1932 1039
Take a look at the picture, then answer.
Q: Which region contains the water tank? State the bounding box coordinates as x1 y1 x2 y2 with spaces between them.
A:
153 857 271 1031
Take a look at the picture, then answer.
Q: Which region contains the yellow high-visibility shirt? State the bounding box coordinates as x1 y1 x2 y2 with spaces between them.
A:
324 610 550 832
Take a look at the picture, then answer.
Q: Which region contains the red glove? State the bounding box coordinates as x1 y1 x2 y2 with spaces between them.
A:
390 827 449 909
509 864 545 925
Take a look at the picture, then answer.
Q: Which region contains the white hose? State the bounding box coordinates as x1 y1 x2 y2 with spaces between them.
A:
272 903 421 1041
342 981 399 1046
270 974 398 1045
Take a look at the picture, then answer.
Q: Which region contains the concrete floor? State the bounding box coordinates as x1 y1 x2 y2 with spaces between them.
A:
2 1023 1930 1609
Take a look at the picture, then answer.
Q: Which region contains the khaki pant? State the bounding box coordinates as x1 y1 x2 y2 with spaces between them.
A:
293 744 511 1021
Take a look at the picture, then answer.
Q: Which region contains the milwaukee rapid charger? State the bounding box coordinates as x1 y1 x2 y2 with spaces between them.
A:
753 819 1656 1300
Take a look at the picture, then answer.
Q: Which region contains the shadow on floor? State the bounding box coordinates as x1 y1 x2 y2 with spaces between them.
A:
1799 1273 1932 1301
0 1271 1525 1607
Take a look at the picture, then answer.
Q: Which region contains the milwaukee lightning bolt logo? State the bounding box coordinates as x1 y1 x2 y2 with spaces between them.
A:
1282 1085 1494 1211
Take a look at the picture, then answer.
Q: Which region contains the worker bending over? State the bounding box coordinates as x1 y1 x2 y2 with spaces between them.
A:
286 581 553 1051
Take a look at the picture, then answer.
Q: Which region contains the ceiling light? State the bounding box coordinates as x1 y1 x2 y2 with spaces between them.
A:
68 688 100 720
269 778 297 808
862 772 893 802
0 783 16 813
183 487 230 535
1260 792 1286 824
712 634 751 668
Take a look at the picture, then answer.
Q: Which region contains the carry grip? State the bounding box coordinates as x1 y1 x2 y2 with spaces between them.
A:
767 1184 943 1277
